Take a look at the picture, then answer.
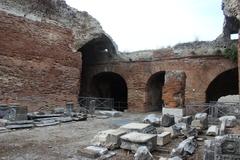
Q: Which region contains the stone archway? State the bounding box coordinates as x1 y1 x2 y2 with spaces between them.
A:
206 68 239 102
146 71 165 111
90 72 128 111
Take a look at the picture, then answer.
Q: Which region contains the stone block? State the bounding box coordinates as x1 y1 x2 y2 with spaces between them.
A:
206 125 219 136
120 122 156 134
191 120 203 130
162 107 185 123
179 116 193 126
91 129 127 149
203 134 240 160
193 113 208 130
219 116 237 128
120 132 157 152
157 132 171 146
163 125 181 138
162 114 175 127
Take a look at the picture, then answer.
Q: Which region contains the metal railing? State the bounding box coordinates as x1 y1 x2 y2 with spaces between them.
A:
186 102 240 119
79 97 114 111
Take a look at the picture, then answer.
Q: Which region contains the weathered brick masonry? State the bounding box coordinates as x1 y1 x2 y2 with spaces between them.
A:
0 11 81 111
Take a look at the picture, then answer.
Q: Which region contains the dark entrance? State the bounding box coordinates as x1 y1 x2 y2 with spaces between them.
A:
206 68 239 102
91 72 128 111
146 71 165 111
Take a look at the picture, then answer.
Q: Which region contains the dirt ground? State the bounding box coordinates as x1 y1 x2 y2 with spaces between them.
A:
0 112 239 160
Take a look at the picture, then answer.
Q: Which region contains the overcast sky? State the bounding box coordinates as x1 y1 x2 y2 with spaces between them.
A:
66 0 224 52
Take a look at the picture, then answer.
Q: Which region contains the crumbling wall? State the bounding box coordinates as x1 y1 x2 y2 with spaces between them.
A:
0 0 106 111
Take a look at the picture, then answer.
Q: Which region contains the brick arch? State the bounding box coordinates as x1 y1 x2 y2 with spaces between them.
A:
205 67 238 102
89 71 128 111
145 71 166 111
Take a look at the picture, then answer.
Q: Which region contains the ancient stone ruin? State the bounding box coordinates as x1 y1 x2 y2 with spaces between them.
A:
0 0 239 159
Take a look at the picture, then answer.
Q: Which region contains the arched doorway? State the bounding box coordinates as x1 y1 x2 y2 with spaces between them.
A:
206 68 239 102
146 71 165 111
91 72 128 111
78 34 117 97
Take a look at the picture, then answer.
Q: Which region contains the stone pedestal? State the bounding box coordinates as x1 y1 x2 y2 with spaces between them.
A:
162 107 185 123
120 132 157 152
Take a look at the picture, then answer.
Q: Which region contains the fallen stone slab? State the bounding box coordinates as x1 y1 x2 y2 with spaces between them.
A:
143 114 161 127
6 120 34 125
78 146 108 159
157 132 171 146
99 151 116 160
95 110 122 117
162 114 175 127
134 146 154 160
120 132 157 152
0 119 8 127
91 129 127 149
54 117 73 123
120 122 157 134
28 113 62 119
0 127 9 133
34 119 60 127
206 125 219 136
6 124 34 129
219 116 237 128
72 116 87 121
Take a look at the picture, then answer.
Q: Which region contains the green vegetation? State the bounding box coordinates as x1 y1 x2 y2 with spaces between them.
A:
223 44 238 62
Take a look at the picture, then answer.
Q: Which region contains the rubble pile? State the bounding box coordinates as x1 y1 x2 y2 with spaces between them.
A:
78 110 239 159
0 103 87 131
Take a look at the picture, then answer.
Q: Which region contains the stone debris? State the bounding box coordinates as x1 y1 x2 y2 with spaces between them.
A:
120 122 157 134
178 116 193 126
191 112 208 131
34 119 60 127
95 110 122 117
0 127 8 133
203 134 240 160
143 114 161 127
219 115 237 127
163 125 182 138
206 125 219 136
219 119 226 136
120 132 157 152
170 136 197 158
134 146 154 160
6 123 34 129
157 132 171 146
6 120 34 125
78 146 108 159
91 129 127 149
28 113 62 119
54 116 73 123
162 114 175 127
0 119 8 127
162 108 185 123
183 128 198 138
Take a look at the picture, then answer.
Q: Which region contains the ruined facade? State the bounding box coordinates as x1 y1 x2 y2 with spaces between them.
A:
0 0 239 112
